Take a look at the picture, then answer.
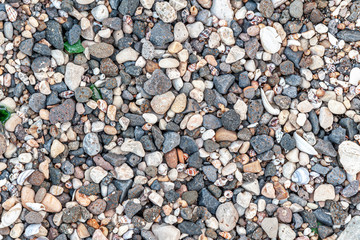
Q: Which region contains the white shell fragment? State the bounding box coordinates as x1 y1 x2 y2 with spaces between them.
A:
291 167 310 185
260 89 280 115
293 132 318 156
17 169 35 185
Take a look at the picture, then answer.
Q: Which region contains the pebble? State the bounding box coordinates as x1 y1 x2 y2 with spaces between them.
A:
314 184 335 202
65 63 85 91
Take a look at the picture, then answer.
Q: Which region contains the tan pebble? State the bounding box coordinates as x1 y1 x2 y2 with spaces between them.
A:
50 139 65 158
104 125 117 135
21 186 35 210
186 114 203 131
39 158 50 179
2 197 19 210
205 55 217 66
77 223 90 238
39 109 50 120
168 41 183 54
41 193 62 213
215 128 237 142
261 183 276 199
75 190 91 206
243 160 261 173
107 105 116 121
171 93 187 113
4 114 22 132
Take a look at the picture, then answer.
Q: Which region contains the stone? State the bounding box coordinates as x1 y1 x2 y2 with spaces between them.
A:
350 67 360 86
49 99 75 124
339 141 360 175
260 27 281 54
250 135 274 154
89 43 114 58
46 20 64 50
319 107 333 129
328 100 346 114
226 46 245 64
155 2 177 23
338 216 360 240
116 47 139 64
211 0 234 22
259 0 274 18
51 139 65 158
151 91 175 114
152 224 180 240
83 133 102 156
65 63 85 91
217 27 235 45
42 194 62 212
261 217 278 239
91 5 109 22
121 139 145 157
29 93 46 113
289 0 303 18
216 202 238 231
213 74 235 94
314 184 335 202
278 224 296 240
143 69 171 95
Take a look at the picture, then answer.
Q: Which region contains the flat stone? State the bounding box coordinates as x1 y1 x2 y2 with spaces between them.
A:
49 99 75 124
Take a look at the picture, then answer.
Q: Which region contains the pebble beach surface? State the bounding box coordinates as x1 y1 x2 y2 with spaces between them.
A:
1 0 360 239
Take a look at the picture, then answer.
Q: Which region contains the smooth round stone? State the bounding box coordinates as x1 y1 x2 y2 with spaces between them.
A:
89 43 114 59
328 100 346 115
83 133 102 156
75 87 92 103
159 58 180 68
171 93 187 113
91 5 109 22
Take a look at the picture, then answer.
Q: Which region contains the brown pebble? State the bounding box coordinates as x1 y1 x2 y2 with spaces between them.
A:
165 148 178 168
35 187 47 203
28 170 45 186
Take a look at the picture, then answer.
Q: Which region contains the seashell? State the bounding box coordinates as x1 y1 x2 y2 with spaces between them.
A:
17 170 35 186
187 63 196 72
118 215 131 224
26 202 46 211
0 203 22 228
260 89 280 115
293 132 318 155
24 223 41 238
224 190 233 198
158 163 168 175
219 231 232 239
208 65 219 76
176 163 186 172
214 177 227 187
185 167 199 176
199 28 212 39
5 4 17 22
291 167 310 185
5 182 19 196
59 90 74 98
123 15 133 26
181 9 189 22
142 123 152 131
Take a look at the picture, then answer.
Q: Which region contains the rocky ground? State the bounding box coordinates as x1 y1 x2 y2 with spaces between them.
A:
2 0 360 239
